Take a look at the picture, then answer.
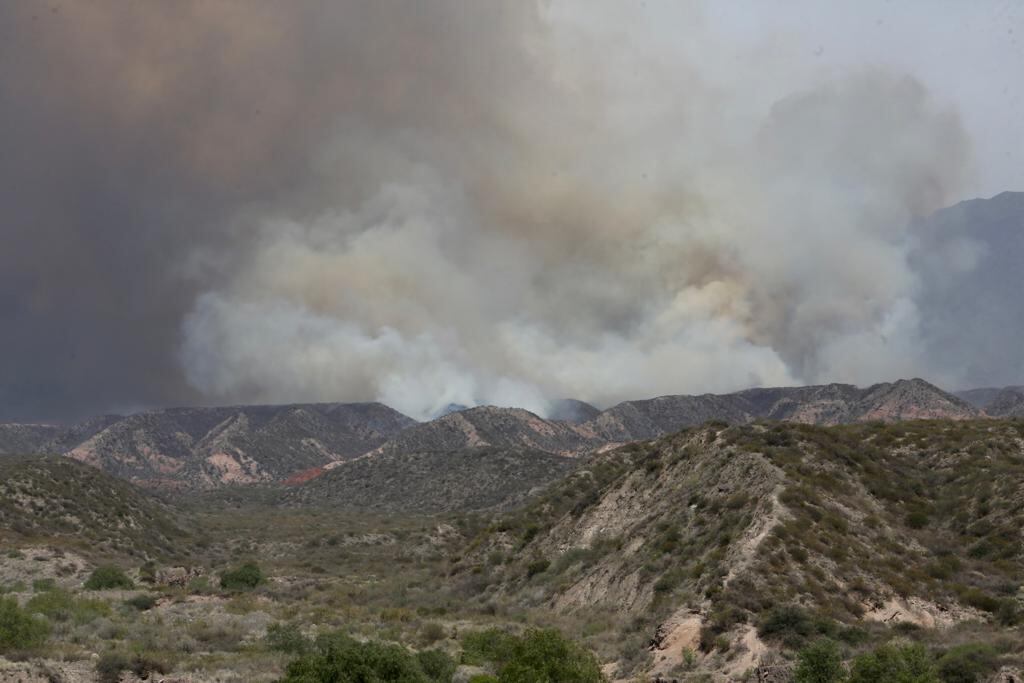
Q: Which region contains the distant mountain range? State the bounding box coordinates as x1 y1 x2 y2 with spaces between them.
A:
956 385 1024 417
0 377 999 493
0 402 414 490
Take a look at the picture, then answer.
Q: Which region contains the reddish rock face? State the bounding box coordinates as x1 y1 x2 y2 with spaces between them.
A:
283 465 325 486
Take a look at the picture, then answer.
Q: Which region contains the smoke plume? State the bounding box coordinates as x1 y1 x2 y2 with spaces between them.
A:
0 2 984 421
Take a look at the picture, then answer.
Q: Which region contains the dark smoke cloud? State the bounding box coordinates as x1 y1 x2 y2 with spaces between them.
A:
0 1 999 423
0 1 543 421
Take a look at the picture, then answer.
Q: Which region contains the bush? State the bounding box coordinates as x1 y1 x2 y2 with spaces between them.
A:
0 597 49 652
220 562 265 591
84 566 134 591
462 628 520 666
280 632 454 682
419 621 447 645
526 559 550 578
936 643 999 683
96 651 171 683
905 510 930 529
417 649 457 682
794 639 844 683
848 642 939 683
758 605 816 649
461 628 604 683
96 652 129 683
266 621 311 655
32 578 55 593
124 593 158 611
26 589 110 625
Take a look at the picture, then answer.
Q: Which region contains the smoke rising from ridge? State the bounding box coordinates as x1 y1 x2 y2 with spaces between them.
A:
0 1 996 421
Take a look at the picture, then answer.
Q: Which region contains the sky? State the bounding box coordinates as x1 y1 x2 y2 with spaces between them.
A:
0 1 1021 423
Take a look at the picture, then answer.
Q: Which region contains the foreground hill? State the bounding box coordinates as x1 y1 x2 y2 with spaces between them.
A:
0 456 190 559
456 419 1024 679
284 446 579 513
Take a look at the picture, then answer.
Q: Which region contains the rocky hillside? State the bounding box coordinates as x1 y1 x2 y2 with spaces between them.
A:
581 378 978 443
547 398 602 424
985 388 1024 417
63 402 415 490
0 456 191 559
456 419 1024 679
0 423 61 454
0 379 988 493
283 446 579 513
958 386 1024 417
367 406 603 458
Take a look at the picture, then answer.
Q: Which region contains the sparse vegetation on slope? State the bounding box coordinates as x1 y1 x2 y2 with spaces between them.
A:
455 419 1024 678
284 446 579 513
0 456 191 560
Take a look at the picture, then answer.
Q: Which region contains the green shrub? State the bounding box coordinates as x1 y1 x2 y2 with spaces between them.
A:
96 652 129 683
124 593 158 611
417 649 457 681
936 643 999 683
468 676 499 683
958 588 1000 614
266 621 311 655
26 589 110 624
794 639 844 683
96 651 170 683
462 628 519 666
32 578 55 593
526 559 550 578
138 561 156 585
280 632 453 682
461 628 604 682
419 621 447 645
220 562 265 591
758 605 816 649
84 566 133 590
848 642 939 683
905 510 930 529
0 597 49 652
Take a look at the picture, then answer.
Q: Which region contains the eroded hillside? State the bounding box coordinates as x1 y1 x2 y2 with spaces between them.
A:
454 419 1024 679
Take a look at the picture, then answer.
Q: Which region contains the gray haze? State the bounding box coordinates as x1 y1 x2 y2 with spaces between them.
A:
0 1 1021 422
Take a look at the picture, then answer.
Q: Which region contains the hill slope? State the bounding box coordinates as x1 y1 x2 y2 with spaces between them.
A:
64 402 415 490
0 456 191 559
582 378 978 442
457 419 1024 678
0 423 62 455
367 406 603 458
958 386 1024 417
284 446 579 513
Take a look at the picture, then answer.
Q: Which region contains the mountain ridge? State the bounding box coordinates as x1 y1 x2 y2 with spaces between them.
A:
0 378 992 492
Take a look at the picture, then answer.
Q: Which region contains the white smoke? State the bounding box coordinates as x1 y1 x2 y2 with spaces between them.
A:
177 3 971 419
